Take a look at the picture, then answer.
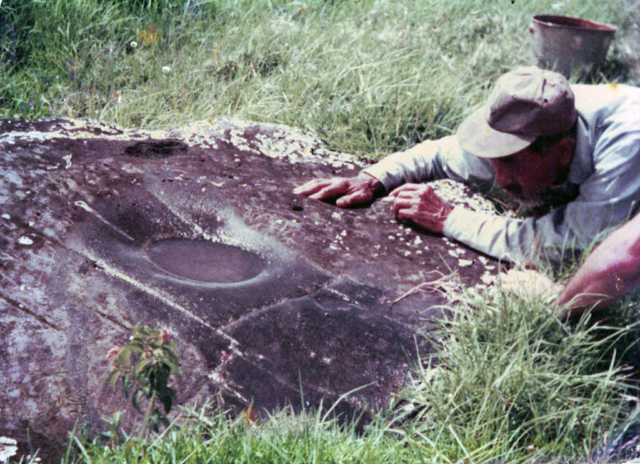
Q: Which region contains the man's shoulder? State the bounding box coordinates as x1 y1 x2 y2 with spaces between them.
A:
571 83 640 116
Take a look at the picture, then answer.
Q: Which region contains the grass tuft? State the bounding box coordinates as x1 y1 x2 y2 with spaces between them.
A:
396 289 640 463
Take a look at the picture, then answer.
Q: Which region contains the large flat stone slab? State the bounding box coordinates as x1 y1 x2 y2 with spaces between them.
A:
0 118 497 457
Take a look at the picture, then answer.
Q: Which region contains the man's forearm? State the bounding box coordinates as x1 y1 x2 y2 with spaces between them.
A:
557 214 640 316
362 135 484 192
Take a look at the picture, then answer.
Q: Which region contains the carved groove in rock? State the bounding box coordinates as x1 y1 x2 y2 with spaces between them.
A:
124 140 188 158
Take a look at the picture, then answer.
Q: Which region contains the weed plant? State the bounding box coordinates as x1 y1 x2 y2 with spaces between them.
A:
2 0 639 158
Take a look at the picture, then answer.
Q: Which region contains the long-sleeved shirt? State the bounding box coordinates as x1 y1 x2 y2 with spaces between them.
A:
362 84 640 263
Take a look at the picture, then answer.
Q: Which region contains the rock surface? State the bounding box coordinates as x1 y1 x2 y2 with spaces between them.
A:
0 117 497 458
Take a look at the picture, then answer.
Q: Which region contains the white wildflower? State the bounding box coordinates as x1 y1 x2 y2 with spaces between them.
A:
130 41 138 48
162 66 171 74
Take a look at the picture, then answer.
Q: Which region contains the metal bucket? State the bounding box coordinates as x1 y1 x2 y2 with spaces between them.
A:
529 15 616 77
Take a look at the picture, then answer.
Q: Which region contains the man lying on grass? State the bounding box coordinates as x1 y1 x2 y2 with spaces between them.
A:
294 66 640 264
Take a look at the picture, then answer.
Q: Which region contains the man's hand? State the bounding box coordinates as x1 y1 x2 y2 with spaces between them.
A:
293 173 384 208
501 269 563 303
388 184 453 234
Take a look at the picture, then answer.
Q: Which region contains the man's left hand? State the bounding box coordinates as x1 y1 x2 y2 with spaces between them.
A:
388 184 453 234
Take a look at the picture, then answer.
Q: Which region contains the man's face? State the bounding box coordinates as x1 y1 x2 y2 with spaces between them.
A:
489 137 575 206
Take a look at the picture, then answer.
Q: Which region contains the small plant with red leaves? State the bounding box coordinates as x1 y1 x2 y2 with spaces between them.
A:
107 325 182 437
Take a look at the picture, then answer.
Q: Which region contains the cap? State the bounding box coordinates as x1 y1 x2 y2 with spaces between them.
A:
456 66 577 159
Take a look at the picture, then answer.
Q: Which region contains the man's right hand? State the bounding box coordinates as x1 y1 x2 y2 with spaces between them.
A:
293 173 384 208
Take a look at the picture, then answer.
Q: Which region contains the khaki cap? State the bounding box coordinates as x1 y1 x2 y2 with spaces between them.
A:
457 66 577 159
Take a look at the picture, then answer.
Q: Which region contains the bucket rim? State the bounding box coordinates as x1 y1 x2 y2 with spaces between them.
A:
532 14 616 33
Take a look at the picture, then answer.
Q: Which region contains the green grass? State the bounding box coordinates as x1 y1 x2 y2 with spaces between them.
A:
63 407 415 464
2 0 639 158
396 288 640 463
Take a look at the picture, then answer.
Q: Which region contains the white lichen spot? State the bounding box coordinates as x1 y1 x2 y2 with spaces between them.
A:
458 259 473 267
74 200 93 213
481 273 497 285
18 236 33 246
63 153 72 169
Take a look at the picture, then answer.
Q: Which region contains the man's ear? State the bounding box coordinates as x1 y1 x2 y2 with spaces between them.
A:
556 136 575 168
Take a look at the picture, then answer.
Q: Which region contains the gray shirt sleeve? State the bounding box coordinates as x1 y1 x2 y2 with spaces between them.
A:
361 135 494 191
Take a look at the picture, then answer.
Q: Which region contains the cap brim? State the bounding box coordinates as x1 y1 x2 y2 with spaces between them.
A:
456 107 536 159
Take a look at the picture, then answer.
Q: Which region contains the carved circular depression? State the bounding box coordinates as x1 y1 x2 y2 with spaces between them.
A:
146 239 265 283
